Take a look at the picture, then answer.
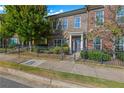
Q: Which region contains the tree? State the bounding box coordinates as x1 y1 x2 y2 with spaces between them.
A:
105 6 124 59
0 13 15 52
3 5 51 52
87 5 124 59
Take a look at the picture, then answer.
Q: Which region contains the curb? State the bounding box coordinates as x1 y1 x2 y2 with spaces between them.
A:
0 67 83 88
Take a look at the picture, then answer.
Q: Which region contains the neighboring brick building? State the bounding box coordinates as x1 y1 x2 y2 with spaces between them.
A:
48 5 124 54
48 8 87 54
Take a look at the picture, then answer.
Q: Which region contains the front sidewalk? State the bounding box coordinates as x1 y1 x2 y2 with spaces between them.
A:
37 60 124 83
0 53 124 83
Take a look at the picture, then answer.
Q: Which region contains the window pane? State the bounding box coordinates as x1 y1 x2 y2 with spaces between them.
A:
63 18 68 29
54 39 64 46
94 37 101 50
116 37 124 51
117 7 124 23
74 16 81 28
96 11 104 26
94 45 101 50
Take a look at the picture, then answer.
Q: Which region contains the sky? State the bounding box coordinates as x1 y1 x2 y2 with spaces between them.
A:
0 5 84 15
0 5 4 14
47 5 84 15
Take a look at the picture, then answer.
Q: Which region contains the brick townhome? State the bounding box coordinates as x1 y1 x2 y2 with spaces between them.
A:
48 5 124 54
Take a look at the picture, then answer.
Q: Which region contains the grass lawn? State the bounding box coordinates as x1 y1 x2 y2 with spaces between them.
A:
0 61 124 87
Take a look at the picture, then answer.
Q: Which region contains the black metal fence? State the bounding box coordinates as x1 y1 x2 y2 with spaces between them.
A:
80 49 124 67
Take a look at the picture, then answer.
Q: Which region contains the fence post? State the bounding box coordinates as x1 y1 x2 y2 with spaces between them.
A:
100 50 104 64
73 53 77 62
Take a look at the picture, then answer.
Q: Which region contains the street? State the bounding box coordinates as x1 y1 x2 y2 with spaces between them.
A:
0 77 30 88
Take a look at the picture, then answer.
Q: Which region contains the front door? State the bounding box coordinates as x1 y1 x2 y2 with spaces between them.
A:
75 39 81 52
72 38 81 53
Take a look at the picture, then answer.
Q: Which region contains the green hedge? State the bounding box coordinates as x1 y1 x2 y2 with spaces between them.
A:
50 46 69 54
116 52 124 62
80 50 111 62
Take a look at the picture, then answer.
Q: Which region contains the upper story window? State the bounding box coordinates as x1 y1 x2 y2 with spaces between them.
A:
117 6 124 23
95 10 104 26
74 16 81 28
63 18 68 30
52 21 57 29
56 19 63 30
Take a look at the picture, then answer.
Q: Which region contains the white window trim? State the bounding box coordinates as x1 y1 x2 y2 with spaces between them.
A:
63 18 68 30
93 38 102 50
117 37 124 51
56 18 63 30
54 39 63 46
116 6 124 24
74 16 81 28
95 10 104 27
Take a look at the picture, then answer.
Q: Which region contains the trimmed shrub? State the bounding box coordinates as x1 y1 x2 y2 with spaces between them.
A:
116 52 124 62
52 46 61 54
80 50 88 59
62 47 69 54
80 50 111 62
50 46 69 54
62 43 68 47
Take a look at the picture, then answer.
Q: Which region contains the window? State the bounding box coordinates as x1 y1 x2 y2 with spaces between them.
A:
96 10 104 26
116 37 124 51
117 6 124 23
9 38 18 46
93 37 101 50
74 16 81 28
63 18 68 30
52 21 57 29
56 19 63 30
54 39 64 46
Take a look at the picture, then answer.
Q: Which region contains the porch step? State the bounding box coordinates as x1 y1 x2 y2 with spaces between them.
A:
66 52 81 61
74 52 81 60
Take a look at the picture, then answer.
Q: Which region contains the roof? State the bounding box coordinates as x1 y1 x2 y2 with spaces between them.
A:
87 5 104 11
47 5 104 18
47 7 86 18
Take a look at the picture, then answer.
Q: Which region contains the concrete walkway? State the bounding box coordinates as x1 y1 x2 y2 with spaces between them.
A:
37 60 124 83
0 54 124 83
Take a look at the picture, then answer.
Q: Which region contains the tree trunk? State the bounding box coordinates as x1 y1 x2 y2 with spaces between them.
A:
112 36 116 60
2 38 4 48
4 38 8 53
29 40 32 52
21 41 24 48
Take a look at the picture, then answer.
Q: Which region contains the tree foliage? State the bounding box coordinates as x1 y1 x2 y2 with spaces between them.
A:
2 5 51 44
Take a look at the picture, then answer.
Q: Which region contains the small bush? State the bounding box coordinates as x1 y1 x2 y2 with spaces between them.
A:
116 52 124 62
50 46 69 54
80 50 88 59
80 50 111 62
52 46 61 54
62 47 69 54
62 43 68 47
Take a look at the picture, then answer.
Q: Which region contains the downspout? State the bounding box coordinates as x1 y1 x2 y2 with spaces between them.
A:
86 6 89 50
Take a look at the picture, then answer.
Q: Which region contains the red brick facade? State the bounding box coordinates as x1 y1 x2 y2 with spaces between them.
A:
87 5 124 52
48 5 124 53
